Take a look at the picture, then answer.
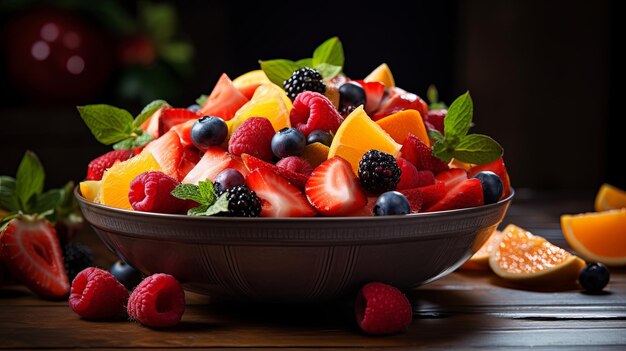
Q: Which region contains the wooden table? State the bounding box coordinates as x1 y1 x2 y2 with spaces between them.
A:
2 190 625 349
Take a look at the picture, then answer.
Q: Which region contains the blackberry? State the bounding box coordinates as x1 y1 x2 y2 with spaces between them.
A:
225 185 262 217
283 67 326 100
62 242 94 281
358 150 401 194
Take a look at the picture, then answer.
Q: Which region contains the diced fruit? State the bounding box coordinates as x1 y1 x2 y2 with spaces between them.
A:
79 180 101 202
86 150 134 181
232 69 271 99
459 229 503 270
594 183 626 211
143 130 183 179
435 168 468 191
276 156 313 175
128 171 186 214
400 134 449 174
214 168 245 195
338 81 366 114
396 158 435 190
328 106 401 174
224 185 262 217
468 157 511 199
489 224 586 288
579 263 610 292
373 191 411 216
424 109 446 133
246 168 317 217
229 117 275 161
307 130 333 146
271 128 306 158
69 267 128 319
178 146 201 180
376 109 429 146
290 91 343 136
345 196 378 217
358 150 401 194
229 83 291 134
110 260 142 290
302 142 330 168
426 178 483 212
128 274 185 328
99 152 161 210
560 209 626 266
170 119 196 147
139 103 170 138
241 153 309 190
305 157 367 216
283 67 326 100
363 63 395 89
471 171 503 205
191 116 228 150
355 282 412 335
374 88 428 121
182 147 248 185
199 73 249 121
354 80 385 114
159 108 199 136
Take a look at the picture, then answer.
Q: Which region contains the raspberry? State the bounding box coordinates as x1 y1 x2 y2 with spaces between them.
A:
358 150 401 194
397 158 435 190
69 267 128 319
290 91 344 136
355 282 413 335
127 273 185 328
276 156 313 176
128 171 186 214
228 117 275 161
400 134 449 175
86 150 134 180
283 67 326 100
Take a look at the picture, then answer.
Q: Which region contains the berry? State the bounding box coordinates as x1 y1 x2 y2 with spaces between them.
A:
471 171 503 204
290 91 344 136
213 168 245 195
353 80 385 114
110 260 143 290
426 178 484 212
374 88 429 121
435 168 468 191
283 67 326 100
127 273 185 328
246 168 317 217
63 243 94 282
276 156 313 175
358 150 401 194
229 117 275 161
399 134 449 174
306 129 333 146
187 104 201 113
339 81 366 113
468 157 512 199
373 191 411 216
191 116 228 150
271 128 306 158
128 171 186 214
396 157 435 190
0 216 69 299
396 188 423 213
424 109 446 133
241 153 309 190
355 282 412 335
225 185 262 217
399 182 446 210
579 263 610 292
69 267 129 319
86 150 134 181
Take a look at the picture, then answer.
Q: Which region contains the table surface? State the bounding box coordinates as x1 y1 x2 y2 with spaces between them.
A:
1 189 625 350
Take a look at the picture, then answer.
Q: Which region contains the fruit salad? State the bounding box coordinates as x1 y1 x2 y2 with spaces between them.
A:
78 37 511 218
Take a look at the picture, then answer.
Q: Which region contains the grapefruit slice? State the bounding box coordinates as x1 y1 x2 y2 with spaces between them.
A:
594 183 626 212
460 229 503 271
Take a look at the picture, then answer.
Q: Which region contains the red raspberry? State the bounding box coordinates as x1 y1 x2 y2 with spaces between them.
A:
290 91 344 136
400 134 449 175
276 156 313 176
128 171 186 213
355 282 413 335
228 117 275 161
86 150 134 180
69 267 128 319
127 273 185 328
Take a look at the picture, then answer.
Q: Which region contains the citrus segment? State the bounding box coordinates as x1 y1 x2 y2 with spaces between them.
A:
489 224 585 287
328 106 401 173
99 152 161 210
594 183 626 212
460 229 502 271
79 180 102 203
228 83 291 135
364 63 395 88
302 142 330 168
375 109 429 146
232 70 271 99
561 209 626 266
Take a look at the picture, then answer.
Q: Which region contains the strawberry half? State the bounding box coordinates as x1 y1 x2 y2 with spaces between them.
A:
241 153 309 190
143 130 183 180
0 217 69 299
159 108 198 136
435 168 468 192
305 157 367 216
400 134 449 174
246 168 317 217
425 178 484 212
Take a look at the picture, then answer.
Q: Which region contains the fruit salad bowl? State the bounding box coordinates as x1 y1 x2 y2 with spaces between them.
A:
76 187 513 302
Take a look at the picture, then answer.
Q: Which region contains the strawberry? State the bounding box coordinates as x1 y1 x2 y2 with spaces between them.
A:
159 108 198 136
86 149 134 181
353 80 385 114
468 157 511 199
276 156 313 176
373 87 428 121
170 119 196 147
396 157 435 190
228 117 275 161
435 168 468 192
289 91 344 136
182 147 248 185
396 188 423 213
0 216 69 299
426 178 484 212
199 73 249 121
400 134 449 174
305 157 367 216
143 130 183 180
246 168 317 217
241 153 309 190
424 109 446 134
345 196 378 217
405 181 447 209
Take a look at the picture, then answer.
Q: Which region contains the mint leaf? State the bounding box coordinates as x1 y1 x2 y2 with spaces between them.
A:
16 151 45 211
443 91 473 139
77 104 134 144
312 37 344 68
132 131 154 148
32 189 64 214
171 183 205 204
113 130 153 150
196 94 208 106
452 134 503 164
0 176 19 212
204 193 229 216
432 140 454 163
133 100 168 128
198 180 216 205
295 58 313 68
113 137 135 150
427 84 439 105
188 204 209 216
428 130 444 144
260 59 299 86
315 63 342 79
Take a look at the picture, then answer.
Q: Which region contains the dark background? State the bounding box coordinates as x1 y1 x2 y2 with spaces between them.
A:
0 0 623 191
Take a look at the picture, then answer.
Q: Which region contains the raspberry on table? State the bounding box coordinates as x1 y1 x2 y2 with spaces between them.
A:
289 91 343 136
228 117 275 161
225 185 262 217
358 150 401 194
69 267 129 319
87 150 134 181
127 273 185 328
283 67 326 100
128 171 186 214
355 282 413 335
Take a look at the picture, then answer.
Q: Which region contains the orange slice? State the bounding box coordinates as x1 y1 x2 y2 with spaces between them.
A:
232 70 270 89
228 83 291 134
594 183 626 211
489 224 585 287
79 180 102 203
561 209 626 266
460 229 503 271
364 63 395 88
375 109 429 146
302 142 330 168
328 106 401 173
99 152 161 210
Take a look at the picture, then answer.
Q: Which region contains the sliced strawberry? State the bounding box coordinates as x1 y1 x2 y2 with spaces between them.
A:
373 87 428 121
182 147 248 185
435 168 468 192
0 217 69 299
143 130 183 180
199 73 249 121
160 108 198 136
246 168 317 217
396 188 423 213
139 104 170 138
178 146 202 180
170 119 196 147
399 182 447 210
345 196 378 217
354 80 385 114
241 153 309 190
305 157 367 216
424 109 446 134
425 178 484 212
400 134 449 174
396 157 435 190
468 157 511 199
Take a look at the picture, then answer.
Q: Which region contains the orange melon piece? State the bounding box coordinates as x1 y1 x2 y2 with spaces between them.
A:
594 183 626 211
460 229 503 271
375 109 429 146
99 152 161 210
364 63 395 88
227 83 291 135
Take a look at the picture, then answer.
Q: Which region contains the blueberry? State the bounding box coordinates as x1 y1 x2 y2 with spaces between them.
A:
339 82 366 112
191 116 228 150
110 260 142 290
307 130 333 146
579 263 610 292
271 128 306 158
187 104 201 113
471 171 503 204
214 168 245 195
373 191 411 216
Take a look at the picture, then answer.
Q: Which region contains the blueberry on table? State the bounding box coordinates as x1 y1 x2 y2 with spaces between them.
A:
191 116 228 150
214 168 245 195
471 171 503 204
110 260 143 290
271 128 306 158
373 191 411 216
306 130 333 146
579 263 610 292
339 81 366 112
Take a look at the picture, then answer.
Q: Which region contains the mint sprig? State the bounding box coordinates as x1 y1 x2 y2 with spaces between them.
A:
430 92 503 164
427 84 448 110
77 100 168 150
171 180 229 216
259 37 344 86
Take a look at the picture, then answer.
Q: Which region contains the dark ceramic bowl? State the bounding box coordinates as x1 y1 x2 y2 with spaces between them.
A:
76 187 513 302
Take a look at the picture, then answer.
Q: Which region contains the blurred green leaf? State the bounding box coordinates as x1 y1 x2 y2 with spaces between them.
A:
140 1 176 42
